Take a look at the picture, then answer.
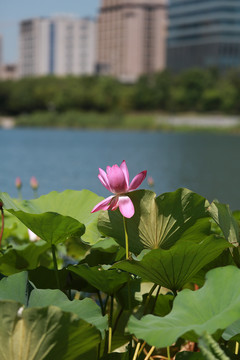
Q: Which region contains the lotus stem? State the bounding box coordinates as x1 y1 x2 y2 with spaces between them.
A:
235 342 239 355
97 342 101 360
51 244 60 290
167 346 171 360
103 295 109 315
108 295 114 353
199 332 230 360
123 215 132 311
132 288 161 360
151 285 161 314
144 346 155 360
138 341 146 357
18 189 22 200
143 284 158 315
123 216 129 259
132 342 141 360
113 306 124 334
108 327 112 354
0 201 4 248
97 291 104 316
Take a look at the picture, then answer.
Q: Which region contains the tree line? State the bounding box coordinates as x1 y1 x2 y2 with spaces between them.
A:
1 67 240 115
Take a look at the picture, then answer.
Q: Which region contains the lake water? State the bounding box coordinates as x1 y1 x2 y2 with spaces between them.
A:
1 128 240 210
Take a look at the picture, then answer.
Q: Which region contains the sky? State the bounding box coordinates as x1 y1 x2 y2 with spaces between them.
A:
0 0 100 63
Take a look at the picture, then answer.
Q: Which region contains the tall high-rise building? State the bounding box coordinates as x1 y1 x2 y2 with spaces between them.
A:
19 15 96 77
167 0 240 72
97 0 167 82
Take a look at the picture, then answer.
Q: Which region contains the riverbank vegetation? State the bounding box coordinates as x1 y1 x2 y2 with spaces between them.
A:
16 110 157 130
13 110 240 133
1 67 240 117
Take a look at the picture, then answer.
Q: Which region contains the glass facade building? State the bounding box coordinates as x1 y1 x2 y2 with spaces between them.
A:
167 0 240 71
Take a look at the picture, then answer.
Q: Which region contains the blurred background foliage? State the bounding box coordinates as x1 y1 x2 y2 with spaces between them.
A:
1 67 240 126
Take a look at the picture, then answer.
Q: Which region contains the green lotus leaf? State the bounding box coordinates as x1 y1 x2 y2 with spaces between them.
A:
112 236 229 291
208 201 240 268
115 276 141 310
0 189 103 244
0 240 50 276
0 300 101 360
79 237 122 266
128 266 240 348
29 289 107 337
153 294 174 317
6 211 85 246
3 211 29 242
28 266 94 292
68 264 129 295
222 319 240 341
0 271 107 337
98 188 210 255
0 271 29 304
208 200 239 246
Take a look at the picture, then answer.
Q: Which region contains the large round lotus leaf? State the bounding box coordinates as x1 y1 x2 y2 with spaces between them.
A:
0 300 101 360
0 241 50 276
29 289 107 337
4 211 85 246
98 188 210 255
0 189 103 244
112 236 230 291
68 264 129 295
128 266 240 348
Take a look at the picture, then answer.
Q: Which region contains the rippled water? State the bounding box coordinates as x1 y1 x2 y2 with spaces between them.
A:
1 128 240 209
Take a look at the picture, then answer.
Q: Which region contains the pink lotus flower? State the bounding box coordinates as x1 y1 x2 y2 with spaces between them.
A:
30 176 38 190
91 161 147 218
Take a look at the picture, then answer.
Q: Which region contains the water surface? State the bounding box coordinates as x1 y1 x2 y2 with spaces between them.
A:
1 128 240 210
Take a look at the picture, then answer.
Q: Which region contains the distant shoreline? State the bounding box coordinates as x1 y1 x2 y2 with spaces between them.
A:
1 112 240 133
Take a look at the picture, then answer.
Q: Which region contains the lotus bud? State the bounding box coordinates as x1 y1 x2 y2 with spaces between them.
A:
30 176 38 190
147 176 154 187
15 177 22 189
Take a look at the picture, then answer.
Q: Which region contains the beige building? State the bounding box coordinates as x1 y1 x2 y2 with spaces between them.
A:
19 15 96 77
97 0 167 82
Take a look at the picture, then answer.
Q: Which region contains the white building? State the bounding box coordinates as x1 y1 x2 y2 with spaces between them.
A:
19 15 96 77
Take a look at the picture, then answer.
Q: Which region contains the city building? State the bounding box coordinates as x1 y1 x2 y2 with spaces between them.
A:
167 0 240 72
97 0 167 82
19 15 96 77
0 64 18 80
